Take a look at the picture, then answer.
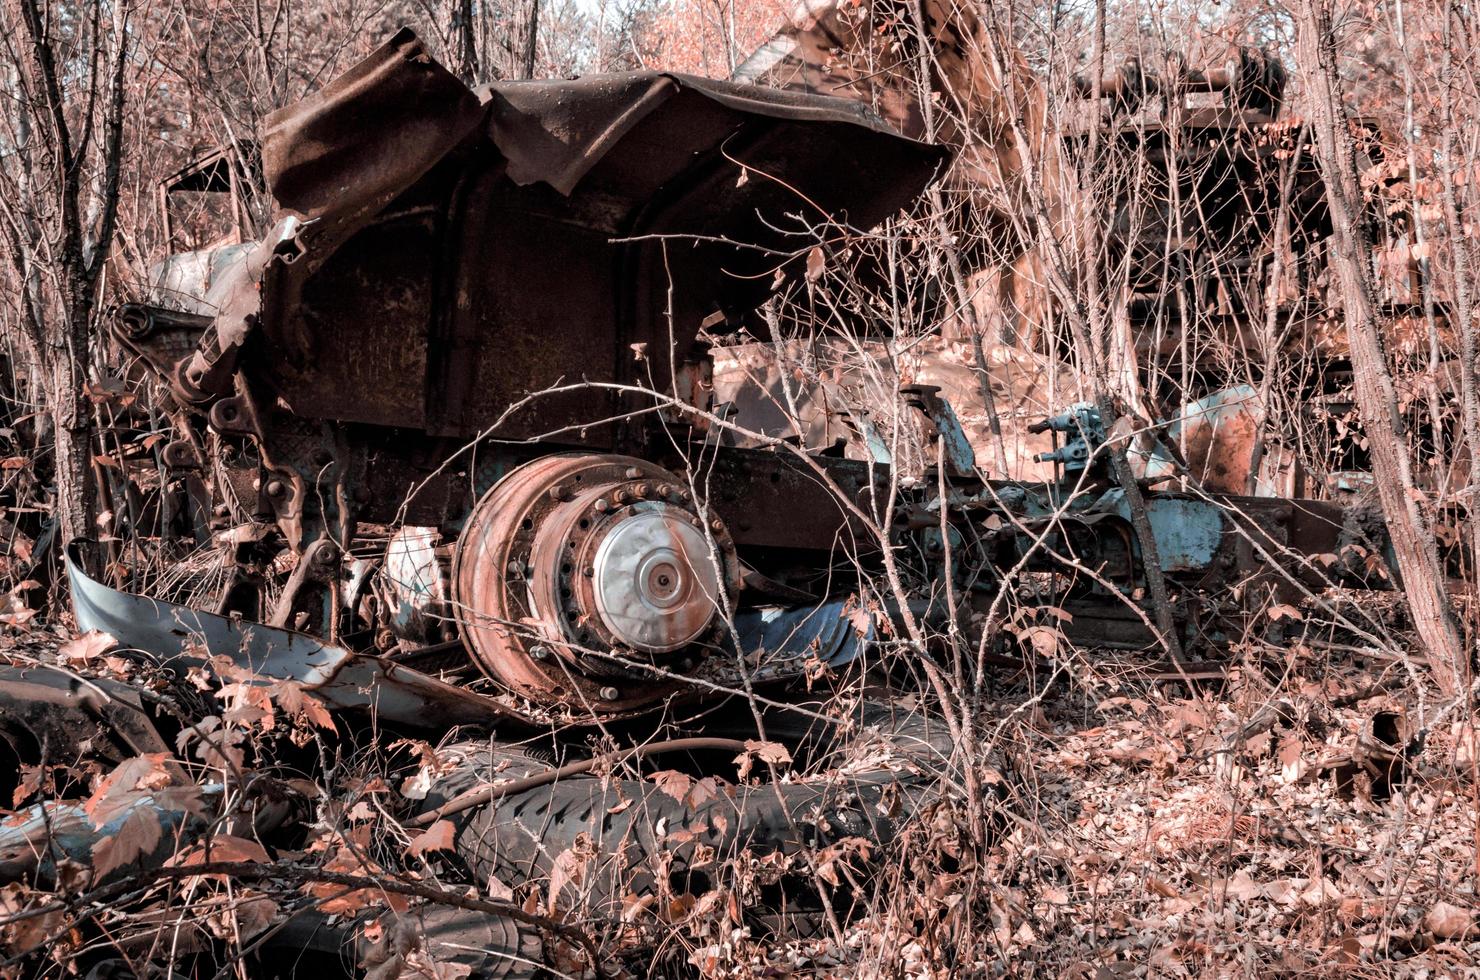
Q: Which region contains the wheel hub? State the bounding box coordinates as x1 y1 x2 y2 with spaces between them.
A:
590 507 719 652
452 454 739 710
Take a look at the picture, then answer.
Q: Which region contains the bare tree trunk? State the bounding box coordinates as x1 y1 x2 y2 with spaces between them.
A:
1435 4 1480 618
454 0 480 84
0 0 131 555
522 0 541 78
1296 0 1468 693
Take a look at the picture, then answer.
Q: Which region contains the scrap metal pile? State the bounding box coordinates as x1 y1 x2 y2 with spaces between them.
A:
0 26 1423 979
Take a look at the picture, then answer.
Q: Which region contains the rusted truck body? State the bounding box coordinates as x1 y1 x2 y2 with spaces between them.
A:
92 29 1394 722
108 29 949 714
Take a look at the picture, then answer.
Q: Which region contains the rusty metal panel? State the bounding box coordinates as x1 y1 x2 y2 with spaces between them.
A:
237 33 946 439
273 211 439 428
262 28 484 224
702 449 886 553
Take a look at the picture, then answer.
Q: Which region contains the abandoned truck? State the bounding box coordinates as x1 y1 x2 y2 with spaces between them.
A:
0 26 1408 979
92 28 1380 712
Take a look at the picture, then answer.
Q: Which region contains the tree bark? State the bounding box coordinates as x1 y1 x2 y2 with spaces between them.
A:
1296 0 1468 693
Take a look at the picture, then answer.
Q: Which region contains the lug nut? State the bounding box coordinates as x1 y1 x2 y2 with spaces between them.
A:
529 645 550 661
599 686 620 701
635 483 652 498
265 479 286 497
623 467 643 479
710 518 725 533
614 489 632 505
594 499 610 513
548 484 570 501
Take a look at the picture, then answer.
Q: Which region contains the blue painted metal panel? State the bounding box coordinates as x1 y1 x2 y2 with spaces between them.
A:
1105 494 1225 573
731 599 872 669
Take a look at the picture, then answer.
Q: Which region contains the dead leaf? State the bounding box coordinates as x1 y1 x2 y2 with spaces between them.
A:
1267 603 1304 622
58 630 117 664
406 820 458 859
547 833 596 914
1147 877 1181 898
1278 734 1305 783
805 246 825 283
649 769 694 806
306 851 409 915
12 765 44 808
173 834 270 869
686 776 725 808
1014 625 1063 659
734 740 792 780
0 883 61 955
85 754 173 824
1427 901 1476 939
92 806 163 878
272 680 336 731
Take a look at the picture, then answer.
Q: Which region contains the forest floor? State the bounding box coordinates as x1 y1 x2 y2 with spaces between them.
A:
4 621 1478 979
733 643 1480 979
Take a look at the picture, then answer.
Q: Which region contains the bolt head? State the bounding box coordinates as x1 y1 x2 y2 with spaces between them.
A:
623 467 643 480
529 644 550 661
265 480 286 497
594 499 610 513
599 686 620 701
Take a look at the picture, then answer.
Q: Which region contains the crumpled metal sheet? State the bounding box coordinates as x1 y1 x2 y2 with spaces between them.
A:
200 29 949 439
262 28 940 224
65 543 516 729
263 28 486 224
481 68 933 196
65 541 881 728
